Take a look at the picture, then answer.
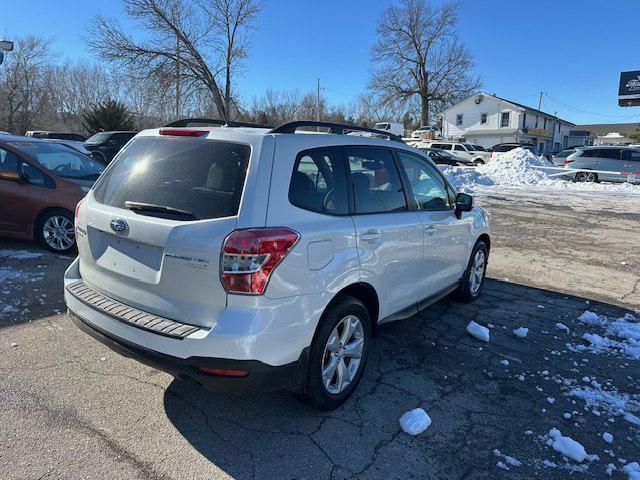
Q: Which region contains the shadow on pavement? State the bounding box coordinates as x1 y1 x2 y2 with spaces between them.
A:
163 279 638 480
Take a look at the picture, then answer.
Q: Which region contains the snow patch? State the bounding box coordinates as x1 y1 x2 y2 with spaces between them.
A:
545 428 595 463
513 327 529 338
0 249 43 260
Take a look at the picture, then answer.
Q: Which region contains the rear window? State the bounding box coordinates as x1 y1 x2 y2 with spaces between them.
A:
92 136 250 220
85 132 112 144
492 145 516 153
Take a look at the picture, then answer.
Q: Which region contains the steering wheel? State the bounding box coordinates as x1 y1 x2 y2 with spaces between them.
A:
322 188 336 212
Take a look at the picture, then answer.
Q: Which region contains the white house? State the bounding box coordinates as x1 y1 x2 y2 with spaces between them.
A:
439 92 574 153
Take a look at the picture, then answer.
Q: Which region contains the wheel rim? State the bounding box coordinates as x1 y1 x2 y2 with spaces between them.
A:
321 315 365 395
586 172 596 182
43 215 75 251
469 250 486 295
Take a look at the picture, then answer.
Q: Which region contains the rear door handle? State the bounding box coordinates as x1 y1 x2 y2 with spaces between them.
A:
360 230 382 241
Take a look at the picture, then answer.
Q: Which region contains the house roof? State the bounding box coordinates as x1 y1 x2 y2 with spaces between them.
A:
440 92 575 126
572 123 640 137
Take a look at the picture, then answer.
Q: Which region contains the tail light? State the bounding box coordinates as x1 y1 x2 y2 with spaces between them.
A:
75 199 82 223
564 158 574 165
221 228 299 294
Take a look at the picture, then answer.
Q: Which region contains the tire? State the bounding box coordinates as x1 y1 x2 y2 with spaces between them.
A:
574 171 598 183
36 209 76 254
456 241 488 302
473 159 485 166
302 296 371 410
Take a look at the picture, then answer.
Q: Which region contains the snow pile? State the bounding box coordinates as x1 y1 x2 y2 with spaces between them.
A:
399 408 432 435
513 327 529 338
466 321 490 342
544 428 596 463
574 312 640 359
567 385 640 425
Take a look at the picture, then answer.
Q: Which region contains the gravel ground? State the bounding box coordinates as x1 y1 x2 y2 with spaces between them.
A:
0 190 638 480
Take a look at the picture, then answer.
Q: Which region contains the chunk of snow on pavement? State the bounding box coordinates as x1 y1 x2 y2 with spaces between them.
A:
573 313 640 359
622 462 640 480
500 359 509 366
493 449 521 469
624 413 640 426
518 375 525 381
547 397 555 404
466 321 490 342
564 413 572 419
399 408 432 436
602 432 613 443
556 323 569 332
513 327 529 338
546 428 594 463
578 311 604 326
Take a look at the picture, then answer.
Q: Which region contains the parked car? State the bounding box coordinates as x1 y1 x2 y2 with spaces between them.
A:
44 139 93 157
550 148 576 167
372 122 405 137
564 146 640 183
411 125 441 139
0 135 104 253
417 147 475 166
84 131 137 164
489 143 537 162
25 131 87 142
468 144 488 152
64 120 490 410
422 141 490 165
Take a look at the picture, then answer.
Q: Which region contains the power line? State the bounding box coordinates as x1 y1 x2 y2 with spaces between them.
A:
544 93 640 120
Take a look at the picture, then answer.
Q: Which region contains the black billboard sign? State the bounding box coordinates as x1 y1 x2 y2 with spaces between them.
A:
619 70 640 107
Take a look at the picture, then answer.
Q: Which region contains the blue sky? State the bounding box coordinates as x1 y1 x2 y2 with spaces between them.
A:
2 0 640 124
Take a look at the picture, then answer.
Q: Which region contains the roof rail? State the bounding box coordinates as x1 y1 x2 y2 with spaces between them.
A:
163 118 271 128
269 121 405 143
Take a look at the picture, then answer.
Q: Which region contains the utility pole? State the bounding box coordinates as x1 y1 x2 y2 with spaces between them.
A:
175 35 180 119
537 91 545 111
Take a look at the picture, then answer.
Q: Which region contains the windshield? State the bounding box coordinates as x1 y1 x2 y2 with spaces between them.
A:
374 123 389 130
92 136 250 220
85 132 112 144
472 145 487 151
433 148 455 159
463 144 476 150
9 141 104 180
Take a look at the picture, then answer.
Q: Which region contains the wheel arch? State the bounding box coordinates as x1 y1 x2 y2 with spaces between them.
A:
476 233 490 252
323 282 380 334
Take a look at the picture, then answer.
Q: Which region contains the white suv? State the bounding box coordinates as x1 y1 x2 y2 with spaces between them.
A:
424 141 490 165
64 120 490 410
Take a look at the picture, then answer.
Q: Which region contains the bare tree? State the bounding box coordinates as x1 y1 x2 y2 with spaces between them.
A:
0 36 56 134
86 0 260 121
370 0 480 126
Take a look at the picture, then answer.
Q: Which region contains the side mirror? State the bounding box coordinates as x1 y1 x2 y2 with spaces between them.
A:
455 192 473 218
0 169 20 182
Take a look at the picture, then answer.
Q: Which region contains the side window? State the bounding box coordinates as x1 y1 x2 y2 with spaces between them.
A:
0 148 19 171
454 145 465 152
289 147 348 215
345 147 407 214
598 149 621 159
623 150 640 162
500 112 510 127
580 149 596 158
480 113 487 124
396 151 452 211
456 114 463 126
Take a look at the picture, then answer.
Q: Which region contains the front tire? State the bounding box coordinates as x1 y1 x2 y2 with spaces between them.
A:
303 296 371 410
456 241 488 302
574 171 598 183
37 209 76 253
473 159 485 166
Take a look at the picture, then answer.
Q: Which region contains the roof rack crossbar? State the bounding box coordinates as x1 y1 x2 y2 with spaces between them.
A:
269 121 405 143
162 118 271 129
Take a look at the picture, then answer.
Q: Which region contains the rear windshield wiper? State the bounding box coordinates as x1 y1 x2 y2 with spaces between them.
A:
124 201 198 219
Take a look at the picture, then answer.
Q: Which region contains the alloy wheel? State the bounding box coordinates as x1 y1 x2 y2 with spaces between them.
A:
43 215 75 251
469 249 486 295
321 315 365 394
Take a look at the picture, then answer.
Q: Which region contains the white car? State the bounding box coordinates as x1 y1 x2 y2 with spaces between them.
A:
411 126 441 139
422 141 490 165
373 122 405 137
64 120 490 410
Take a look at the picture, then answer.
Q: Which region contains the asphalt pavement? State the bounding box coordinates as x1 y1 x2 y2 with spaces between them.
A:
0 191 638 479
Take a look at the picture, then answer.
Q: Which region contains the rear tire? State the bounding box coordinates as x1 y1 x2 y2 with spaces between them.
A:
36 209 76 254
456 241 488 302
473 159 485 166
302 296 371 410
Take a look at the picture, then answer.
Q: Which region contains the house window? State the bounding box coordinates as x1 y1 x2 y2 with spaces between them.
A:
480 113 487 124
543 118 547 129
535 115 539 128
456 114 463 126
500 112 510 128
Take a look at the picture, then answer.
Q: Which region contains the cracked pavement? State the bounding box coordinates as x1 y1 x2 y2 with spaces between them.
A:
1 190 639 479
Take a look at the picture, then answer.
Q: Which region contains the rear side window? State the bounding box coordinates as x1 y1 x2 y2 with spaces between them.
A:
345 146 407 214
454 145 465 152
289 147 348 215
597 149 621 159
623 149 640 161
93 136 250 220
579 149 596 157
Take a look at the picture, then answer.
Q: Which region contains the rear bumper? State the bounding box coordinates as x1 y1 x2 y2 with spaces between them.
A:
70 308 308 393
